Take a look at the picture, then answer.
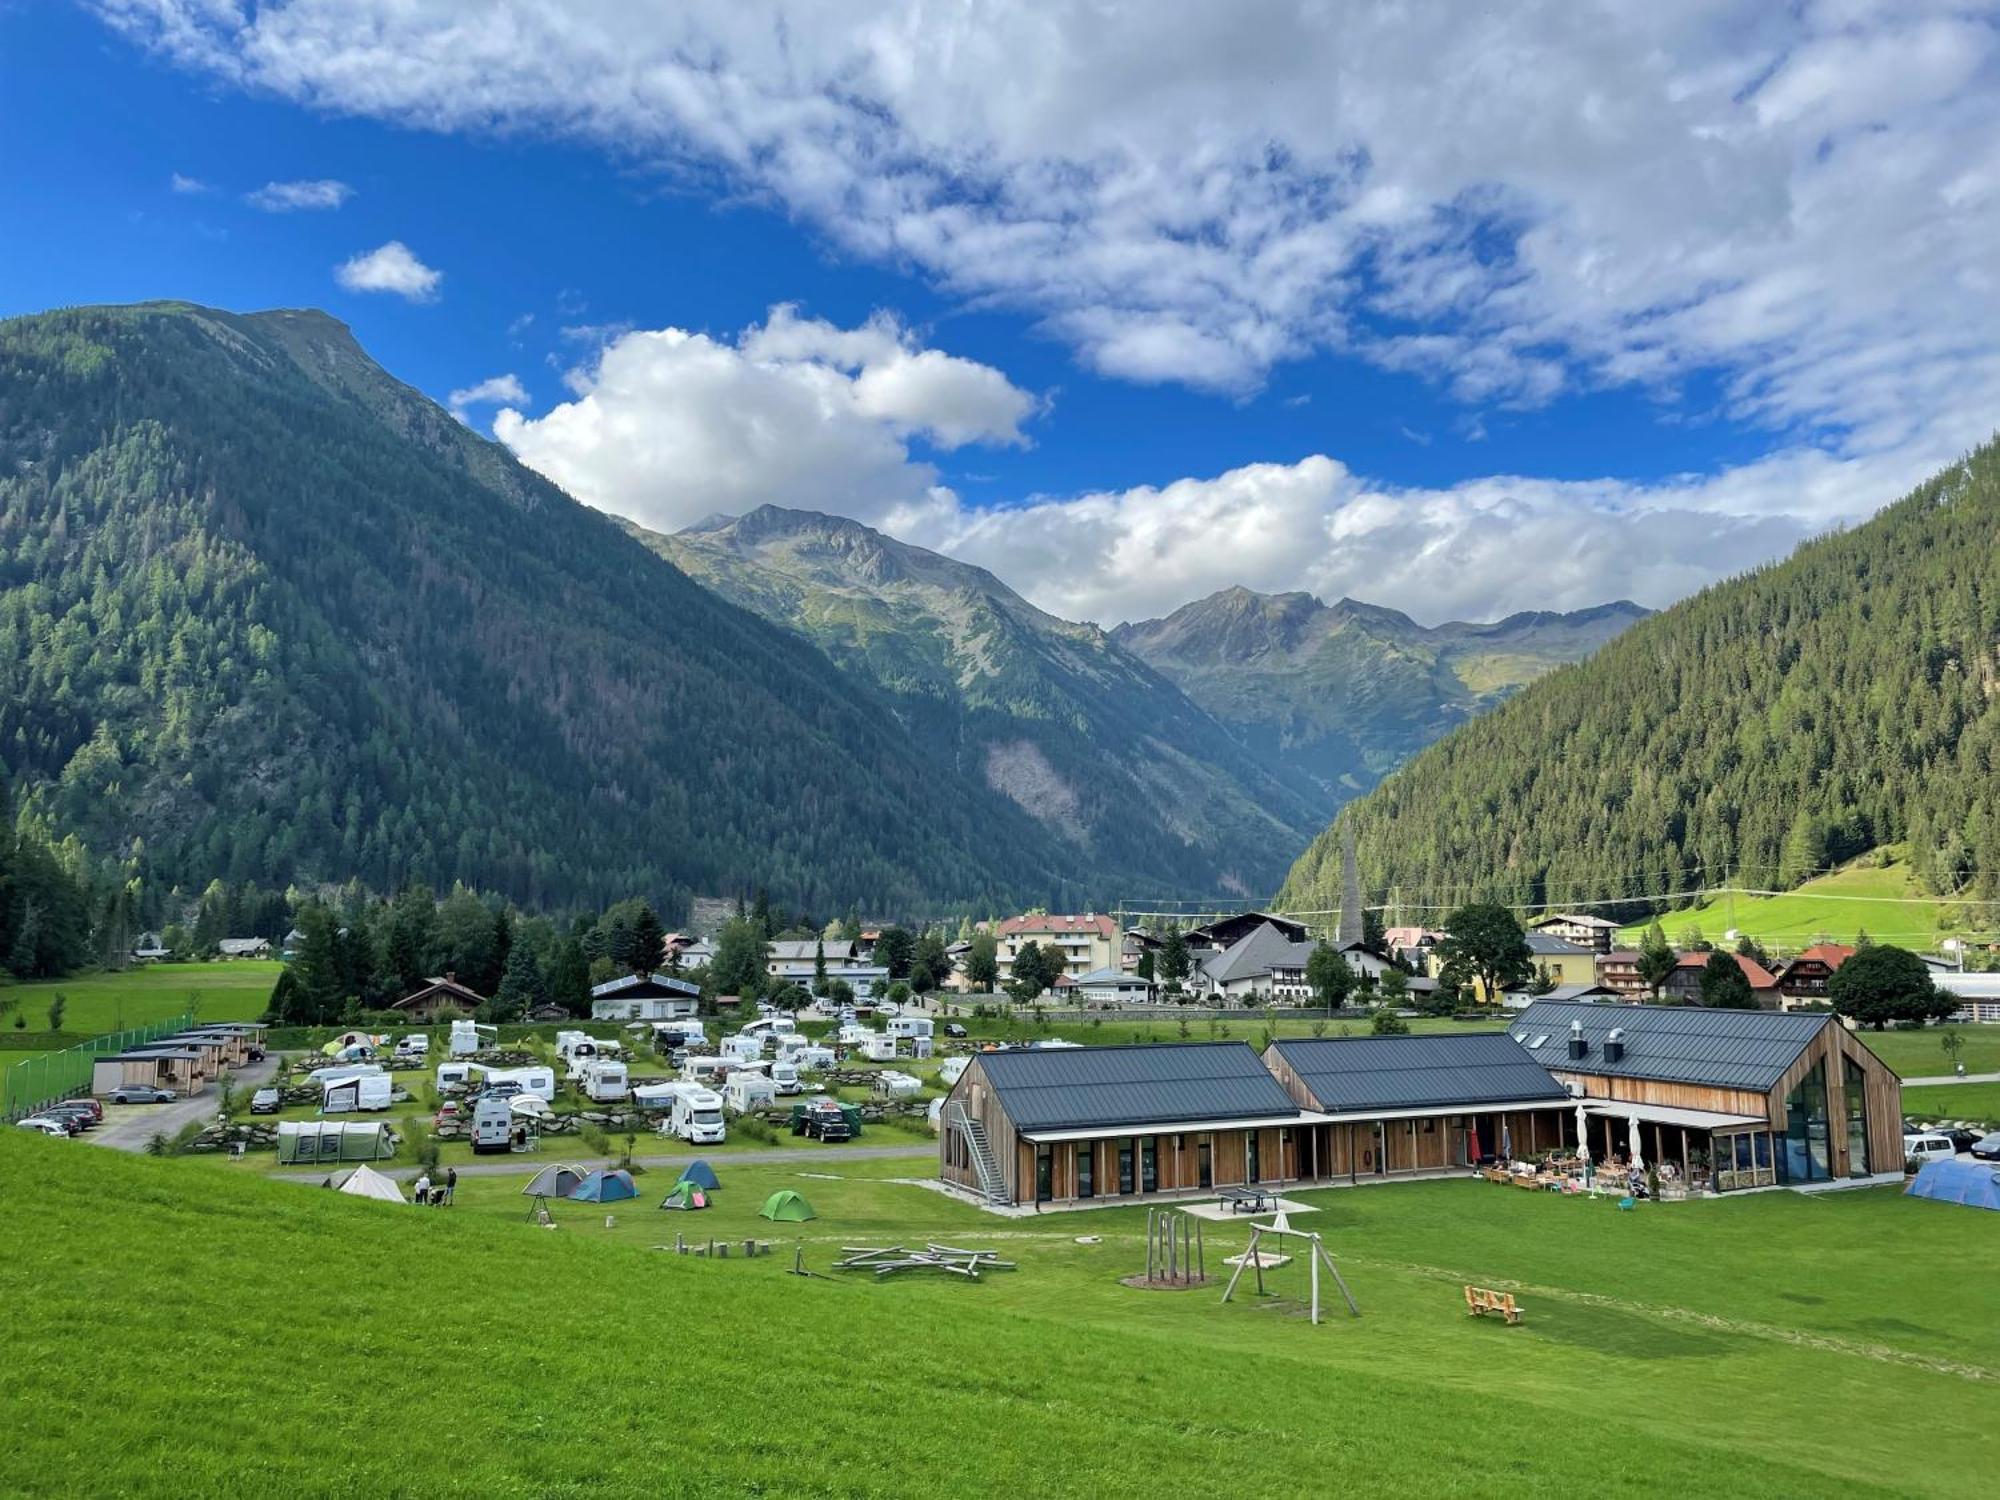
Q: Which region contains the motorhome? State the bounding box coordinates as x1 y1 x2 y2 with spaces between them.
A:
670 1085 727 1145
481 1065 556 1103
470 1095 516 1154
793 1045 836 1073
858 1035 898 1063
320 1073 394 1112
448 1020 497 1057
722 1034 765 1064
724 1070 777 1114
580 1058 629 1103
394 1033 430 1060
769 1060 802 1096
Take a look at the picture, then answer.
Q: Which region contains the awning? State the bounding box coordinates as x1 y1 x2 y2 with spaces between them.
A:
1582 1100 1766 1131
1313 1098 1575 1126
1020 1112 1330 1143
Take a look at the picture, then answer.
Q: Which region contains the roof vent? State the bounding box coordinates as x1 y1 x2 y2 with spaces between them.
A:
1604 1027 1626 1064
1568 1018 1587 1060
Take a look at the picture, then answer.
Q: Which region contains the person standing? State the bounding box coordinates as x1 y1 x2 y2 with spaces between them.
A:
445 1166 458 1206
413 1170 431 1204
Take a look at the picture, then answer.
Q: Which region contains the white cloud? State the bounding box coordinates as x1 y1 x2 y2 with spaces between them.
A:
168 171 207 194
245 177 353 211
448 373 530 421
493 309 1036 532
334 241 442 300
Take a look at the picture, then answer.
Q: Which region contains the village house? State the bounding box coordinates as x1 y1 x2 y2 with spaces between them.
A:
1523 932 1599 988
1595 948 1649 996
1938 971 2000 1024
1512 999 1902 1191
1193 922 1320 1002
766 938 856 980
1182 910 1310 954
994 914 1119 984
1771 944 1855 1009
390 974 487 1021
1659 951 1780 1007
1072 967 1155 1005
589 972 701 1021
217 937 271 959
1528 912 1622 953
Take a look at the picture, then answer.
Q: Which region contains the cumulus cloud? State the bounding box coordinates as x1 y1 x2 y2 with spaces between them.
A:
448 373 530 421
168 171 208 194
334 241 442 300
493 310 1038 532
245 177 353 211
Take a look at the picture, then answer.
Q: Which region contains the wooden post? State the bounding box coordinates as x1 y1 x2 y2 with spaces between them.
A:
1196 1218 1205 1282
1309 1234 1321 1325
1146 1209 1156 1280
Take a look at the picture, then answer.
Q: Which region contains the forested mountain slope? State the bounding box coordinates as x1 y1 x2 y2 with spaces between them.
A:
1114 587 1645 797
0 302 1101 917
1280 443 2000 916
641 507 1325 897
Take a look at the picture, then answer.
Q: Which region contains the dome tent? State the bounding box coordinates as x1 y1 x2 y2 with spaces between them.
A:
659 1181 709 1210
759 1189 815 1222
677 1160 721 1191
522 1163 587 1199
571 1169 638 1203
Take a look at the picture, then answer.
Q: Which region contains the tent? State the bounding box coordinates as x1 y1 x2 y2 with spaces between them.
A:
760 1189 816 1222
509 1094 552 1120
1905 1159 2000 1212
333 1164 407 1203
678 1159 721 1191
660 1181 709 1210
571 1168 639 1204
521 1163 587 1199
277 1120 396 1165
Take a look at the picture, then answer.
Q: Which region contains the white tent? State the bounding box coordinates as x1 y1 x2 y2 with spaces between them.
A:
335 1165 407 1203
509 1094 551 1120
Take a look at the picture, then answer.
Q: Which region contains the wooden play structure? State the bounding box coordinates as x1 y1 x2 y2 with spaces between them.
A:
832 1243 1017 1279
1141 1208 1206 1286
1219 1214 1359 1325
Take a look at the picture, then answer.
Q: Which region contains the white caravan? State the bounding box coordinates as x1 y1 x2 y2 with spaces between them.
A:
874 1070 923 1099
793 1045 837 1073
579 1058 630 1103
886 1016 933 1041
722 1034 765 1064
448 1020 497 1057
859 1035 898 1063
320 1073 393 1112
481 1065 556 1102
724 1070 777 1114
435 1061 478 1094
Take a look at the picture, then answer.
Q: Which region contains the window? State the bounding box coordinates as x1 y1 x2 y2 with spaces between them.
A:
1140 1137 1157 1193
1843 1056 1871 1176
1118 1141 1135 1195
1077 1143 1095 1199
1782 1060 1831 1184
1035 1144 1053 1203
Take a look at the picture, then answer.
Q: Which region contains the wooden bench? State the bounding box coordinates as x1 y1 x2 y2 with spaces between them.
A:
1464 1285 1523 1324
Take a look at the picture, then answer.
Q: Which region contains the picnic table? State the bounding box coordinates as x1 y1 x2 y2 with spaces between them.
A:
1217 1186 1279 1214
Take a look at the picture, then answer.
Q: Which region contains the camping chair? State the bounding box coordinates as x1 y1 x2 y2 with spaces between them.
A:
228 1142 246 1163
1616 1196 1636 1212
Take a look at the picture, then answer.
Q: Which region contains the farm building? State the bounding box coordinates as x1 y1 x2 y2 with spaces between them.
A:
1262 1034 1575 1179
938 1042 1312 1207
1512 1000 1902 1191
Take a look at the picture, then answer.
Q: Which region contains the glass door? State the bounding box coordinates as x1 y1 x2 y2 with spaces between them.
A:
1118 1141 1135 1195
1035 1144 1053 1202
1077 1143 1094 1199
1844 1057 1870 1175
1197 1138 1213 1189
1140 1137 1157 1193
1246 1132 1261 1183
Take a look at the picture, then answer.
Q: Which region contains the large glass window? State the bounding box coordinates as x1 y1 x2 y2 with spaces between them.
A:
1140 1137 1157 1193
1247 1132 1261 1183
1783 1061 1832 1183
1118 1141 1135 1195
1844 1056 1871 1176
1077 1143 1094 1199
1198 1138 1213 1189
1035 1144 1053 1202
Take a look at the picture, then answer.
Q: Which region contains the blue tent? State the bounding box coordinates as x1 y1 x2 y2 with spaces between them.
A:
678 1159 720 1191
1905 1159 2000 1212
571 1168 639 1203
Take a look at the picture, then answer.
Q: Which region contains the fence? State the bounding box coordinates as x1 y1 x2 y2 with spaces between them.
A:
3 1013 194 1120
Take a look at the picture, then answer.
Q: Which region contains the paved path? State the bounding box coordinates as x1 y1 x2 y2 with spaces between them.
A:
1903 1071 2000 1087
274 1141 929 1184
91 1055 281 1152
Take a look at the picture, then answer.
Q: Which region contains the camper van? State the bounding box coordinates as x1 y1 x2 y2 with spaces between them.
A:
321 1073 394 1113
671 1086 727 1144
769 1060 802 1096
481 1066 556 1103
724 1070 777 1114
886 1016 933 1041
858 1035 898 1063
448 1020 497 1057
580 1058 629 1103
435 1061 477 1094
470 1095 516 1154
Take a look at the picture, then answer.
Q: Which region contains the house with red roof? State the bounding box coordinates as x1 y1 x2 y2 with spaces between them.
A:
993 913 1120 984
1660 951 1781 1008
1773 944 1856 1009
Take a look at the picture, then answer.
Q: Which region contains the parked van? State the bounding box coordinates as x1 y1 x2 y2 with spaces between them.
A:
725 1070 777 1114
580 1058 630 1103
470 1095 516 1154
770 1060 802 1096
671 1085 727 1145
1905 1132 1959 1167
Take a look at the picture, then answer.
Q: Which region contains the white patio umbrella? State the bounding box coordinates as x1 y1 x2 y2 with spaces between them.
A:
1628 1114 1645 1173
1574 1103 1591 1166
509 1094 551 1120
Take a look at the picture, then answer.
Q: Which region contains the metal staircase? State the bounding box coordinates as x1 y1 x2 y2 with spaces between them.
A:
944 1101 1010 1205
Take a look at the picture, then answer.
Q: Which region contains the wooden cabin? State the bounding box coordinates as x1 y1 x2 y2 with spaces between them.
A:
1512 1000 1902 1190
938 1042 1312 1207
1263 1034 1575 1180
392 975 489 1021
91 1047 206 1097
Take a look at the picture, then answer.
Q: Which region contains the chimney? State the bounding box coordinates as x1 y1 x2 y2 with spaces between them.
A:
1604 1027 1625 1065
1567 1018 1587 1061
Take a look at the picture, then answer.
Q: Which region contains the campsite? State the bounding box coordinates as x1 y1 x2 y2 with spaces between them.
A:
4 1129 1995 1497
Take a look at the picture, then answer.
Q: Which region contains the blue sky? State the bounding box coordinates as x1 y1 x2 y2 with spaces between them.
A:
5 4 1996 625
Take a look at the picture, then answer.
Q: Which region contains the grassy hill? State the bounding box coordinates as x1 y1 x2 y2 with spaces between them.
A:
0 960 279 1041
1614 854 1979 953
5 1134 1996 1496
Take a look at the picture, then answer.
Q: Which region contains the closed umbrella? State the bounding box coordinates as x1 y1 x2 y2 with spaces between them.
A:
1500 1122 1513 1161
1575 1103 1594 1192
1628 1114 1645 1174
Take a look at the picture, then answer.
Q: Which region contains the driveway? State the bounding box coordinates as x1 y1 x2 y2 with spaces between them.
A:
90 1054 282 1152
1903 1071 2000 1087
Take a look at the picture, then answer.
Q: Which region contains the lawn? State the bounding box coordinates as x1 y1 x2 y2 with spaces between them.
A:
1902 1081 2000 1127
1845 1025 2000 1080
1616 856 1978 952
3 1132 1993 1497
0 961 280 1039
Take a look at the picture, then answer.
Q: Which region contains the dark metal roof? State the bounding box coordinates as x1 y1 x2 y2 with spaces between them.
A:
1512 999 1828 1093
1524 932 1593 956
975 1042 1303 1132
1270 1034 1570 1114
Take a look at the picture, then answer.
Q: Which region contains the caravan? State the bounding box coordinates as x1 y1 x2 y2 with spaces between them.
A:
886 1016 933 1041
836 1022 873 1047
435 1061 478 1094
481 1066 556 1102
792 1045 836 1074
873 1070 922 1099
724 1070 777 1114
858 1035 898 1063
308 1062 384 1087
722 1034 765 1064
580 1058 629 1103
682 1055 739 1088
448 1020 497 1057
321 1073 394 1112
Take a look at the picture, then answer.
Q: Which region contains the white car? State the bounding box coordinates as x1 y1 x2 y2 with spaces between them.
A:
1904 1132 1958 1166
16 1116 71 1138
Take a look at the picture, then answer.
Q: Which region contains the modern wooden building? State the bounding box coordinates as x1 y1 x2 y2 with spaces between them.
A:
1263 1034 1574 1179
1512 1000 1902 1190
938 1042 1313 1207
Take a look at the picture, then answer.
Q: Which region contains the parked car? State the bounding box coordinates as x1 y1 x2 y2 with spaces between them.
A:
56 1097 103 1123
434 1099 464 1128
943 1023 968 1039
1943 1127 1984 1154
1903 1132 1958 1168
1970 1132 2000 1163
41 1104 98 1130
106 1084 178 1105
23 1111 84 1135
250 1087 282 1115
15 1117 70 1138
794 1098 853 1142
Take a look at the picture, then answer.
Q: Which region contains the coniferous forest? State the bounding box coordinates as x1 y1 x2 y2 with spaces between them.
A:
0 302 1107 926
1282 440 2000 918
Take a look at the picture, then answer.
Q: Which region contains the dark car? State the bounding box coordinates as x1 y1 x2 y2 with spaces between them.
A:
41 1103 98 1130
1944 1126 1984 1154
249 1087 282 1115
56 1098 104 1124
1971 1132 2000 1163
943 1023 968 1039
106 1083 178 1105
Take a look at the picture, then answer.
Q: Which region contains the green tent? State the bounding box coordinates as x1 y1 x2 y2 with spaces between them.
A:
760 1189 816 1222
660 1181 710 1211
